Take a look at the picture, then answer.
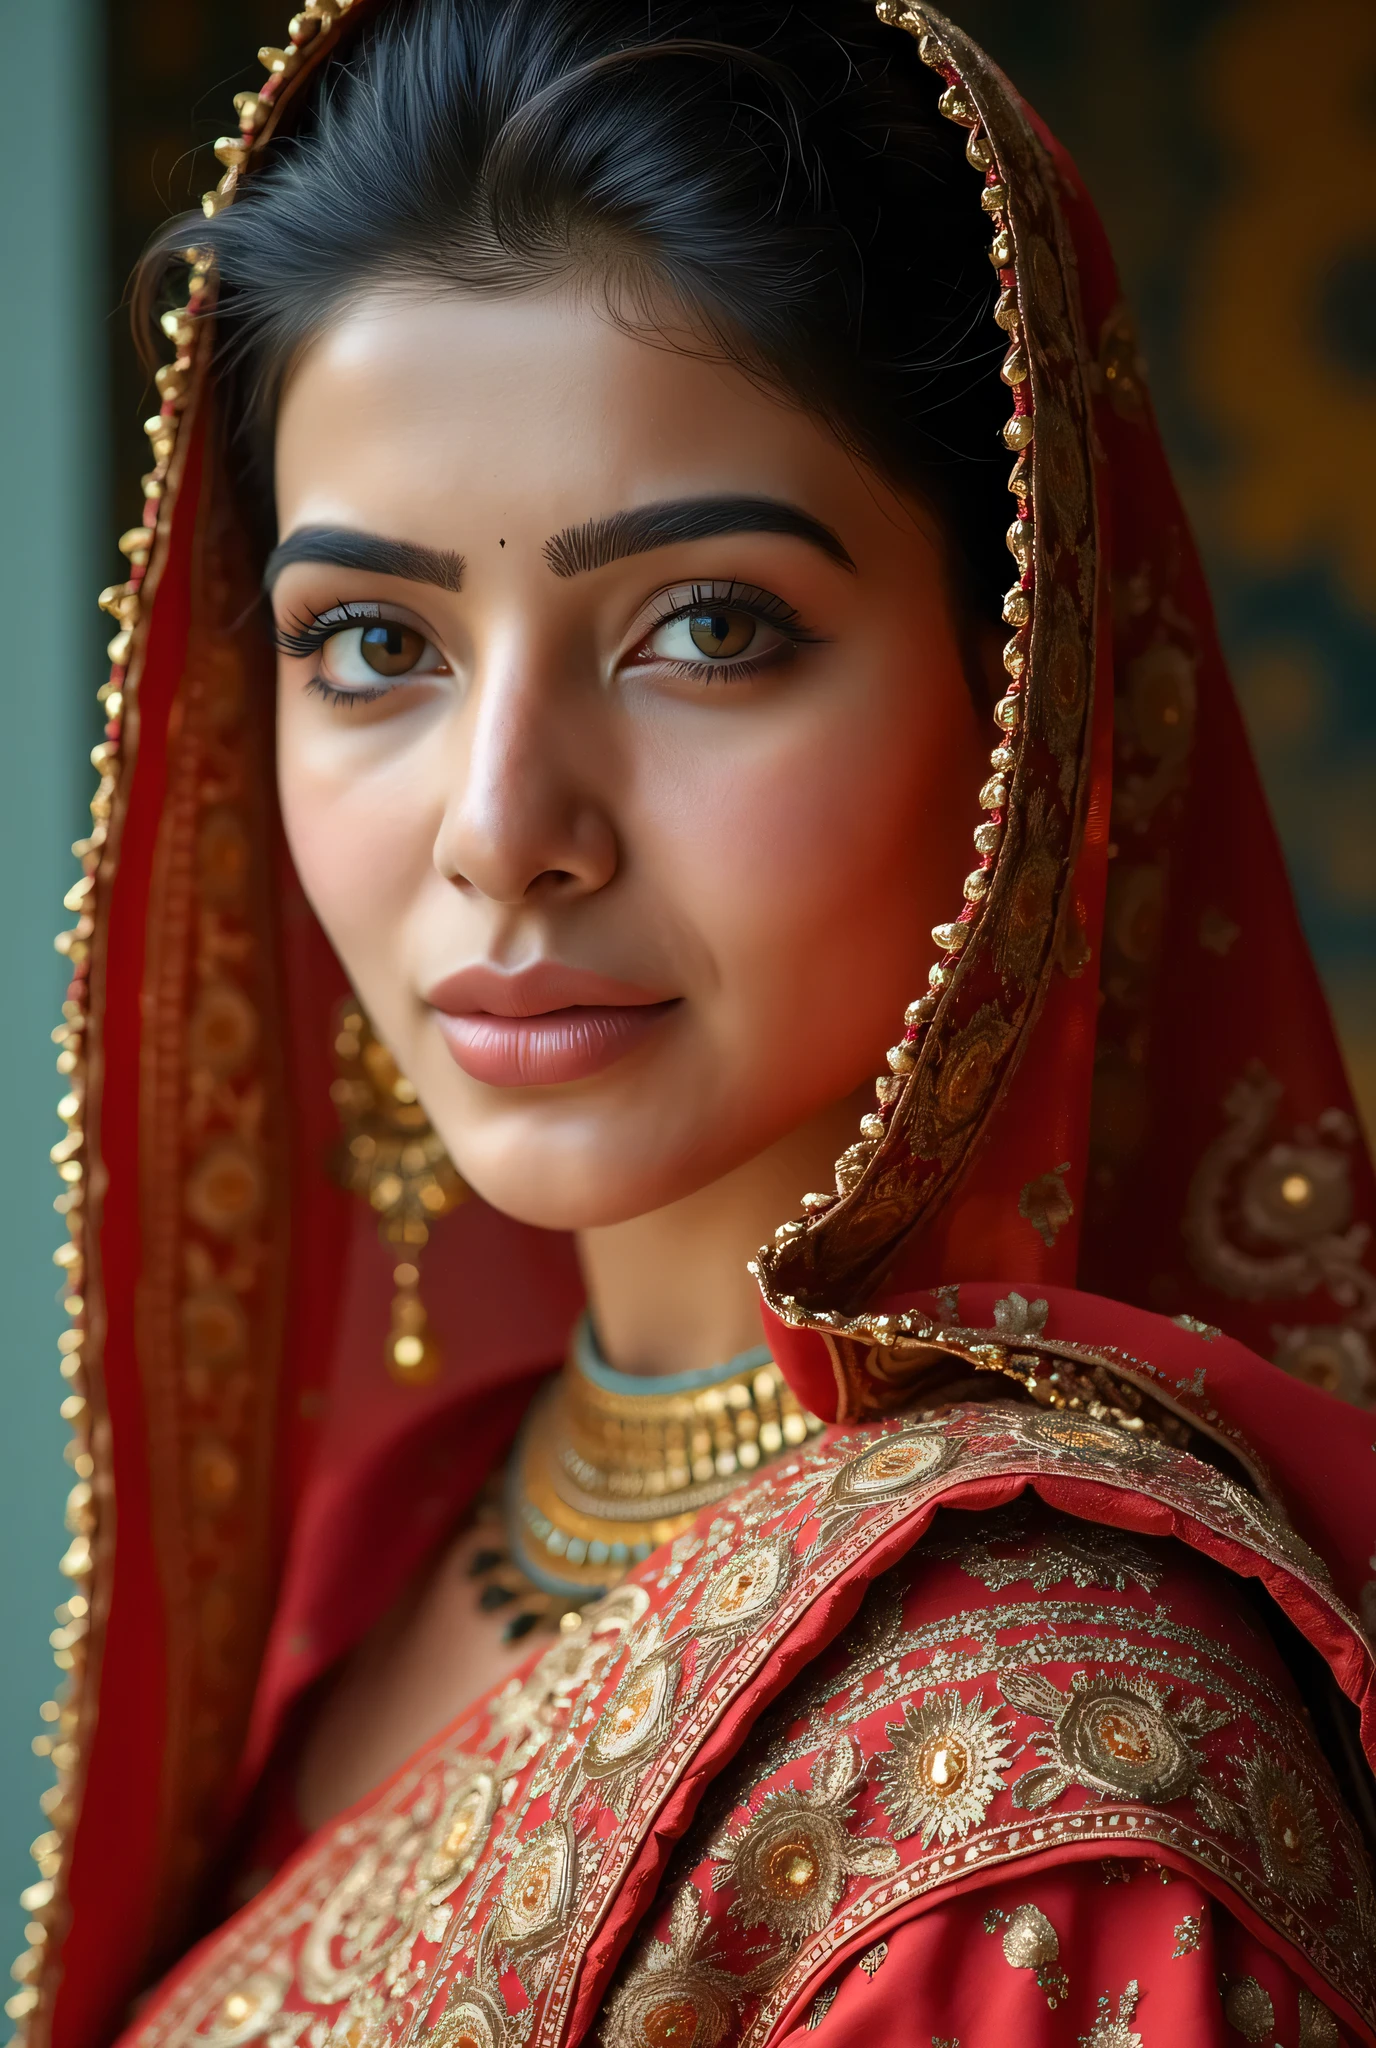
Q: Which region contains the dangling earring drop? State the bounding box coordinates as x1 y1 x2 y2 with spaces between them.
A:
330 1004 468 1385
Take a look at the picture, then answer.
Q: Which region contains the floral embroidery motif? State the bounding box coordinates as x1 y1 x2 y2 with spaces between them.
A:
1019 1164 1075 1249
297 1759 500 2006
1221 1974 1274 2041
600 1887 739 2048
1330 1836 1376 1956
126 1401 1376 2048
195 1970 291 2048
1298 1988 1341 2048
1240 1751 1331 1904
1023 1410 1149 1464
491 1582 650 1762
1001 1669 1236 1827
821 1428 955 1516
583 1649 679 1789
714 1738 898 1941
425 1771 502 1894
426 1978 521 2048
1183 1062 1376 1409
1171 1911 1204 1957
992 1291 1050 1339
930 1507 1163 1595
694 1537 792 1634
983 1901 1068 2008
1078 1981 1142 2048
496 1819 576 1953
876 1690 1011 1847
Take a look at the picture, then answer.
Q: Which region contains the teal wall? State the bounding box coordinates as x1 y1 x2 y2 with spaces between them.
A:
0 0 104 1994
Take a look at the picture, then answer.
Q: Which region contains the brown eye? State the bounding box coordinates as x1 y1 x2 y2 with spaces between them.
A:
686 609 755 659
359 621 426 676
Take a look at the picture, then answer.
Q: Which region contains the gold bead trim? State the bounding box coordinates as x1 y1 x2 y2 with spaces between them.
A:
760 0 1035 1249
9 246 213 2034
201 6 355 219
11 3 361 2036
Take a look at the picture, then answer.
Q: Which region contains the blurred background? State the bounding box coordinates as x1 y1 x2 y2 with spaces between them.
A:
0 0 1372 1985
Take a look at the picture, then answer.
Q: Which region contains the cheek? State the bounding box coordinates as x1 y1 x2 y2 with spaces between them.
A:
276 693 438 973
643 648 980 1062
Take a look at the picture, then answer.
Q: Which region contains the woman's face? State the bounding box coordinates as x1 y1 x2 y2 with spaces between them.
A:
273 288 989 1230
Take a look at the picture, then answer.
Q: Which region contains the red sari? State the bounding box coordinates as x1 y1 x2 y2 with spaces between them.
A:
18 4 1376 2048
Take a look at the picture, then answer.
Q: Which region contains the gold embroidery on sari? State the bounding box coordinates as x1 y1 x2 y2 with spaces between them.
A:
1171 1911 1203 1957
580 1648 681 1814
1299 1988 1341 2048
298 1758 501 2006
1018 1162 1075 1249
1113 640 1197 830
600 1889 739 2048
693 1536 793 1634
128 1410 1376 2048
425 1977 523 2048
922 1503 1164 1595
1221 1974 1274 2042
1240 1752 1331 1905
876 1692 1011 1847
194 1970 292 2048
1000 1669 1238 1827
802 1985 837 2030
494 1820 577 1955
983 1901 1068 2008
711 1737 898 1942
1079 1982 1143 2048
1184 1062 1376 1408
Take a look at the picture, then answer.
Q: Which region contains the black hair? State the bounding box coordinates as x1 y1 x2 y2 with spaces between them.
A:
137 0 1008 625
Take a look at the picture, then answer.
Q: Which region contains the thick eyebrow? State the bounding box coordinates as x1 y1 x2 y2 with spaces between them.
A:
543 495 855 578
262 526 465 595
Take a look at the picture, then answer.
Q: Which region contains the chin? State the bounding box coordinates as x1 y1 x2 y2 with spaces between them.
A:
432 1097 770 1233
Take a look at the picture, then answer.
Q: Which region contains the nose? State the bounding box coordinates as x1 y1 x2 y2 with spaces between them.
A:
432 641 618 907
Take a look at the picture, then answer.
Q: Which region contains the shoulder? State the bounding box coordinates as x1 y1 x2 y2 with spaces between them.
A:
603 1495 1376 2044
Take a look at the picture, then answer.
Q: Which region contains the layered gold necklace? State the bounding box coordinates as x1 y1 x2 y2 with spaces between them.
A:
470 1318 824 1640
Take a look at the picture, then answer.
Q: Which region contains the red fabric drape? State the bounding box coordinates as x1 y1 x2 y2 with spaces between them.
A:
29 6 1376 2047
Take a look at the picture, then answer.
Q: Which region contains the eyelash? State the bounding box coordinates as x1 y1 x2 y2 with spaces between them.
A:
273 601 397 707
640 580 823 682
272 579 822 704
273 600 376 661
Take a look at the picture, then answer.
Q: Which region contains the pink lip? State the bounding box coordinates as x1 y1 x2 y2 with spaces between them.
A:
426 963 678 1087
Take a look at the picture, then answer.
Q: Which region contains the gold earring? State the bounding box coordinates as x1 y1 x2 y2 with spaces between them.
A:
331 1004 468 1385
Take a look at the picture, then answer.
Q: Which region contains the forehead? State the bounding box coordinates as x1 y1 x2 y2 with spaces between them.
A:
272 288 864 537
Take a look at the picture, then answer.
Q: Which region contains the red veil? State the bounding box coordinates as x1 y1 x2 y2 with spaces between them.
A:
19 5 1376 2046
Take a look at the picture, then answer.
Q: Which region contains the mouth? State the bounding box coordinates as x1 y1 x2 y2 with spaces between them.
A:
426 962 680 1088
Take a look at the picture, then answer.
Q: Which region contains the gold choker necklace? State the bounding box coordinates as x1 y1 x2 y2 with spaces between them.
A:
469 1319 823 1641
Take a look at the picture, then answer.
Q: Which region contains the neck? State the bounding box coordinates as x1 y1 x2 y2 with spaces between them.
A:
576 1084 867 1377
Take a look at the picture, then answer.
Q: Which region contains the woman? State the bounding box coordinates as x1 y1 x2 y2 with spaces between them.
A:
15 2 1376 2044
